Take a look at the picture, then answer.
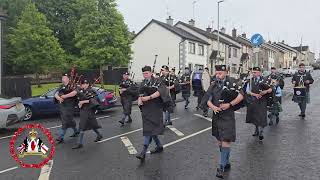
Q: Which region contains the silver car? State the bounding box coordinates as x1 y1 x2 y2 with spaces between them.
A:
0 97 26 128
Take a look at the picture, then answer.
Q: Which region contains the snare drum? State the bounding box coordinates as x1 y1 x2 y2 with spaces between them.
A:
294 87 306 98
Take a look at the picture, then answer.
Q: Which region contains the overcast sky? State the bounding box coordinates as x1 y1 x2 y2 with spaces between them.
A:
117 0 320 58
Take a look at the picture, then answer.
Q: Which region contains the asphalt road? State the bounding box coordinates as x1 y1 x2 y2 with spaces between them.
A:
0 70 320 180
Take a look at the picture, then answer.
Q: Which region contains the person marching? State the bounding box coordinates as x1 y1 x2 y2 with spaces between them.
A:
136 66 168 161
179 67 191 109
194 68 209 117
292 63 314 118
169 67 180 107
118 72 137 126
267 67 284 103
72 79 103 149
160 65 174 126
55 73 79 144
201 65 244 179
244 67 272 141
266 75 283 126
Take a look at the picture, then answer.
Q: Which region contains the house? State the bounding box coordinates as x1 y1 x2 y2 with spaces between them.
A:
274 42 299 69
259 43 278 70
292 46 315 65
131 17 209 81
231 31 253 73
267 42 287 69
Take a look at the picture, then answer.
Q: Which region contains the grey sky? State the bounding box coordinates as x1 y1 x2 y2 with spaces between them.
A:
117 0 319 58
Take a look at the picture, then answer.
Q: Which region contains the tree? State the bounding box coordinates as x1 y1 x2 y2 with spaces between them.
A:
8 2 66 86
75 0 132 85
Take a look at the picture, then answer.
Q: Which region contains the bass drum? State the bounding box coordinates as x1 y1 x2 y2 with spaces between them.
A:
191 70 211 92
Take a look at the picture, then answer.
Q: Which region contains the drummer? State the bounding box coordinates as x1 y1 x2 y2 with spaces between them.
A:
292 63 314 118
193 68 209 117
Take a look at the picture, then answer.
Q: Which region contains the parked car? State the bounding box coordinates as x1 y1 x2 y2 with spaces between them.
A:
23 87 117 121
280 68 296 77
305 66 313 73
0 97 26 128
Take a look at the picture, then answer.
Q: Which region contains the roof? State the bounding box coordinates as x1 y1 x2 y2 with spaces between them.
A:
292 46 309 52
276 42 298 52
175 21 240 48
261 43 278 52
271 43 289 53
134 19 209 45
212 30 241 48
237 36 253 47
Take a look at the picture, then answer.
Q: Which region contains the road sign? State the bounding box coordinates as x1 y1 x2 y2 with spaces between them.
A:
251 34 264 47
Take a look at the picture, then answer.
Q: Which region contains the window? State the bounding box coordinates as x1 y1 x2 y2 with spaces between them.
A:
189 42 195 54
233 48 238 58
195 64 204 71
228 47 231 58
198 45 204 56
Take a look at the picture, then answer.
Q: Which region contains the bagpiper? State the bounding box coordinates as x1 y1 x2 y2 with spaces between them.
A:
179 67 191 109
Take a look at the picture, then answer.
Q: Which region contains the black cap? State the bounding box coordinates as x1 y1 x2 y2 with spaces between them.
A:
299 63 305 67
124 72 130 75
142 66 152 72
252 67 261 71
171 67 176 71
205 67 209 71
161 65 169 71
271 67 276 70
185 67 189 70
215 65 227 71
80 79 89 84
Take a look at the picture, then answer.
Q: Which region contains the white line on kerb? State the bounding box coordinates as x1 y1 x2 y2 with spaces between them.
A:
167 126 184 136
0 166 18 174
120 136 137 155
97 117 180 143
38 160 54 180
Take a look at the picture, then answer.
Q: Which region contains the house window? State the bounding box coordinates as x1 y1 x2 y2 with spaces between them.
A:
198 45 204 56
189 42 195 54
228 47 231 58
233 48 237 58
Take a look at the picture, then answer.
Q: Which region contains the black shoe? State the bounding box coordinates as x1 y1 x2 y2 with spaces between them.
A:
72 144 83 149
269 121 273 126
70 132 79 137
55 138 64 144
301 114 306 118
298 114 302 117
276 117 280 124
136 153 146 161
196 107 199 111
224 164 231 171
150 147 164 154
259 135 264 141
119 119 125 126
94 135 103 142
167 121 173 126
216 168 224 179
203 113 208 117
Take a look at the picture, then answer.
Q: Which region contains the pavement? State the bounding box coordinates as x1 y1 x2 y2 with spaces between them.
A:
0 70 319 180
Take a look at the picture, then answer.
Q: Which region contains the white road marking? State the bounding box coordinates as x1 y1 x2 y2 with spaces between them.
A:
194 113 212 122
38 160 53 180
0 115 111 141
235 111 246 115
167 126 184 136
132 109 140 112
147 127 212 153
0 166 18 174
97 117 179 143
120 136 137 154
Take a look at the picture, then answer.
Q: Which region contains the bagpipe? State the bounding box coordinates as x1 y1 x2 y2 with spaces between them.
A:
244 77 272 105
218 79 245 111
77 76 102 110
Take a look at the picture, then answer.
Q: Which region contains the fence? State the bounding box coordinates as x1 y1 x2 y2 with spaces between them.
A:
1 77 32 98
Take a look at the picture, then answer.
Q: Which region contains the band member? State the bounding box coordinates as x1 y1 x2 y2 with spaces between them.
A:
267 67 285 105
179 67 191 109
267 79 282 126
160 65 174 126
244 67 272 141
292 63 314 118
170 67 180 107
201 65 244 179
195 68 208 117
118 72 136 126
55 74 79 144
136 66 168 161
72 79 103 149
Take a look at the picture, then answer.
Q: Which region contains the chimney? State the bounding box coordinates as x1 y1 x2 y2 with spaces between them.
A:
206 26 212 33
232 28 237 38
189 19 195 26
220 27 226 34
241 33 246 38
166 16 173 26
282 40 285 44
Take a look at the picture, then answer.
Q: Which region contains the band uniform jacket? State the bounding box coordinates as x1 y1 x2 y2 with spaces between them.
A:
139 77 168 136
179 73 191 98
77 87 101 131
56 84 77 130
202 76 243 142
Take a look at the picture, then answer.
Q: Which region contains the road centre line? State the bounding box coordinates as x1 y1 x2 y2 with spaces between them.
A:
120 136 138 155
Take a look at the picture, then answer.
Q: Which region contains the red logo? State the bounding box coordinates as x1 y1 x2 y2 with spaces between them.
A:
10 124 55 168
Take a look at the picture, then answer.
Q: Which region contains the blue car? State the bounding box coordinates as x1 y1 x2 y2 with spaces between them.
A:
23 87 117 121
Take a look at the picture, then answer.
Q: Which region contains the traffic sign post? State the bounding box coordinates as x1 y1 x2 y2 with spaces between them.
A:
251 33 264 68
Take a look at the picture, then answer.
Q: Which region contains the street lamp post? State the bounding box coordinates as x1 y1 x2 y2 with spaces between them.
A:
217 0 224 65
